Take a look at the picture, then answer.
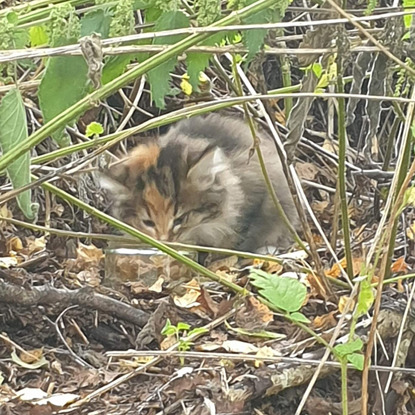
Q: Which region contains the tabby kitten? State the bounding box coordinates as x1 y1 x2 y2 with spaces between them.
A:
100 113 299 252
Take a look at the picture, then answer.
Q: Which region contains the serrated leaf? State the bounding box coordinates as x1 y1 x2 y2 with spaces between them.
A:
85 122 104 137
29 26 49 47
11 351 48 369
80 9 112 37
0 88 38 220
38 56 88 147
347 353 364 371
186 33 223 90
290 312 310 323
147 11 189 108
334 338 363 358
39 11 109 147
249 270 307 312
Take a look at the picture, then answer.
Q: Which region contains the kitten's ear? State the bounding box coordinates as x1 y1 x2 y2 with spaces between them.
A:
187 147 227 188
97 169 131 195
98 143 160 193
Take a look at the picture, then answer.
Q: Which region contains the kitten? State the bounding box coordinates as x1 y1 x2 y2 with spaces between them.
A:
99 113 299 252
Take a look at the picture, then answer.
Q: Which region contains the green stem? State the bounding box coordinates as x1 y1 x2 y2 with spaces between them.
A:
336 56 353 279
0 0 276 172
281 56 293 118
341 358 349 415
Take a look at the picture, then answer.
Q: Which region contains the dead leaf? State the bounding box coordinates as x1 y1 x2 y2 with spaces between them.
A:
149 276 165 293
76 243 104 268
8 236 23 252
0 256 19 268
338 295 355 314
391 256 408 274
222 340 258 354
406 222 415 240
173 279 201 308
160 335 176 350
325 257 363 279
76 269 101 287
19 348 44 364
24 236 46 255
295 161 319 181
255 346 277 368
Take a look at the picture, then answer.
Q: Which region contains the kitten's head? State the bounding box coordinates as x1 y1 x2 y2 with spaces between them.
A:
99 138 242 245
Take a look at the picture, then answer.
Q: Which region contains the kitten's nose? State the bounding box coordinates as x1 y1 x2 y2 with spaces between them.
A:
159 234 169 241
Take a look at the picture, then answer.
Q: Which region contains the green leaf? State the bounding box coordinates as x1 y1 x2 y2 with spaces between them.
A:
102 55 135 85
39 9 109 146
177 322 191 332
356 278 374 317
347 353 364 371
334 338 363 358
403 0 415 28
161 318 176 336
289 312 310 324
29 26 49 47
249 270 307 312
85 122 104 137
6 12 18 24
38 56 89 147
187 33 223 90
147 11 189 108
80 9 112 37
0 88 38 220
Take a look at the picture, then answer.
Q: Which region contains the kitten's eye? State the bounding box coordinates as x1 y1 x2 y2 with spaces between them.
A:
142 219 155 228
173 215 186 228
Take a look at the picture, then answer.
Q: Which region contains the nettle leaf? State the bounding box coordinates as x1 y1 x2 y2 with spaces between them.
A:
242 0 289 62
147 11 189 108
39 8 113 147
0 89 38 220
38 54 89 147
80 9 112 38
187 33 223 90
249 270 307 312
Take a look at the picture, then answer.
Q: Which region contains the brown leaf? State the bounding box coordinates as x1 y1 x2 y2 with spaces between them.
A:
325 257 363 279
295 161 319 181
391 256 408 274
339 295 355 314
19 348 44 364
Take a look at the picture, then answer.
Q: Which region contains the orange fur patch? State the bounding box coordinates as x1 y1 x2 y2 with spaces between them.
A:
126 143 160 172
144 184 174 239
